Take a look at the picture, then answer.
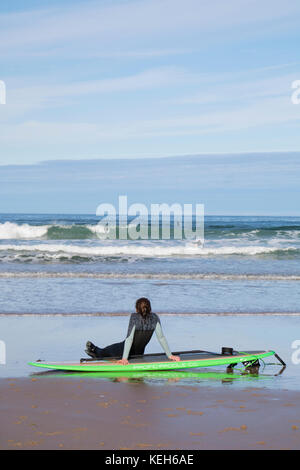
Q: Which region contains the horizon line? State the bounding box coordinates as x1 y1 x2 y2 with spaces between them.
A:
0 149 300 167
0 212 299 217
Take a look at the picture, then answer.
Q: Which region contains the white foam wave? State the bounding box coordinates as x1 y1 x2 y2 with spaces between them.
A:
0 242 297 258
0 222 299 243
87 224 109 235
0 222 109 240
0 222 49 239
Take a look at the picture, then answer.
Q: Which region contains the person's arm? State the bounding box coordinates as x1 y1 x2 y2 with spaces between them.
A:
155 322 180 361
117 325 136 365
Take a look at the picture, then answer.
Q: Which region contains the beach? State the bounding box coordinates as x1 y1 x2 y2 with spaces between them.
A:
1 375 300 450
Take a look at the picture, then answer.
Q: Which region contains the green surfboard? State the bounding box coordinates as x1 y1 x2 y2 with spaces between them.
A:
28 350 277 373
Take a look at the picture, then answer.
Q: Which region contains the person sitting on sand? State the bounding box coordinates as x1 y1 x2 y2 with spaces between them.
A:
85 297 180 365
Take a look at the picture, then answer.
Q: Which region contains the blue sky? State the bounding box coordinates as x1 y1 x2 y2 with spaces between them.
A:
0 0 299 213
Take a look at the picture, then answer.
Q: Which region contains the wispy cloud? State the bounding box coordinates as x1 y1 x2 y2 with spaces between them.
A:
0 66 193 120
1 0 300 163
170 72 299 105
1 0 300 57
0 94 299 150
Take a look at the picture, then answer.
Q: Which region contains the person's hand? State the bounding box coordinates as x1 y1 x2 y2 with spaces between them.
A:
168 355 180 362
117 358 129 365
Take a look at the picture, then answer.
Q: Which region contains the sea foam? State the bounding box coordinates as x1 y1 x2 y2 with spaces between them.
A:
0 242 297 258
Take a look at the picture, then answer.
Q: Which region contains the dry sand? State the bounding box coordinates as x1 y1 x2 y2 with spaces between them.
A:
1 376 300 450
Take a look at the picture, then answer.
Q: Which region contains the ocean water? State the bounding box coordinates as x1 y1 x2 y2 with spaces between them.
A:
0 213 299 314
1 214 299 387
1 315 299 391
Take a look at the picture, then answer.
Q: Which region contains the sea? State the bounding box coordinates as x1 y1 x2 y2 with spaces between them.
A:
1 213 300 386
0 213 299 315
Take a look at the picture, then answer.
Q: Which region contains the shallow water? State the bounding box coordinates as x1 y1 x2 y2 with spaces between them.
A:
1 315 299 391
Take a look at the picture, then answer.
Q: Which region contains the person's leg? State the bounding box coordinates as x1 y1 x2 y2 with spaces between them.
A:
100 341 125 358
85 340 125 359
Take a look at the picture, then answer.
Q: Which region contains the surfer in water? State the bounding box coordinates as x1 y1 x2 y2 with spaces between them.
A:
85 297 180 365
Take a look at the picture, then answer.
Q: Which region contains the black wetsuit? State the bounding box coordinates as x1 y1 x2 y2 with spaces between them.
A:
92 312 171 359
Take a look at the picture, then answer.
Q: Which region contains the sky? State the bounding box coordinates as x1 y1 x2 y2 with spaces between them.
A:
0 0 299 214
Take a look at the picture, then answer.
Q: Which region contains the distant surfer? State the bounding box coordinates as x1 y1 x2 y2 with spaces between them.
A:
85 297 180 365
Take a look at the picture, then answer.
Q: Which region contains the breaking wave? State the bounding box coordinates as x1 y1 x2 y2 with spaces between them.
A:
0 221 300 241
0 222 106 240
0 242 298 263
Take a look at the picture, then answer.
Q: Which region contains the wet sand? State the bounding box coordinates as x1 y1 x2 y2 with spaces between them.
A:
1 376 300 450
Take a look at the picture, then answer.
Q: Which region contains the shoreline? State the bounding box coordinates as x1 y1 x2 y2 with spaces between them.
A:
1 376 300 450
1 314 298 390
1 312 300 317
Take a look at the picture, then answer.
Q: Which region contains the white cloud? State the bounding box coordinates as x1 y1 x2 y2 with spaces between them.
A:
0 94 299 150
1 1 300 163
0 66 191 120
0 0 300 57
171 72 299 105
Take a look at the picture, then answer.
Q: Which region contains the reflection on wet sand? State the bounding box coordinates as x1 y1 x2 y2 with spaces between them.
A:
31 365 286 385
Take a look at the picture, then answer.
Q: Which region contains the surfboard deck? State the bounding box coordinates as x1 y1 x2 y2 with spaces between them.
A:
28 350 275 372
